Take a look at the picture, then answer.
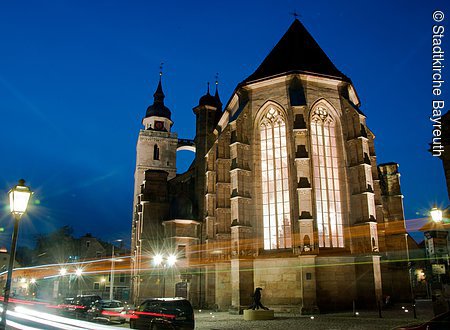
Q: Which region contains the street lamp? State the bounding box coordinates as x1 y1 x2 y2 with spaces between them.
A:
152 253 177 297
430 207 443 222
427 206 448 316
101 277 106 298
109 239 122 300
1 179 32 329
59 268 68 297
75 268 82 296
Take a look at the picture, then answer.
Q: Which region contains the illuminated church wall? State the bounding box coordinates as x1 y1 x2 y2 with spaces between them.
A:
131 19 410 312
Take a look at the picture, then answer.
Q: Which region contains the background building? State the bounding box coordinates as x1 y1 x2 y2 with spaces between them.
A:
131 19 410 312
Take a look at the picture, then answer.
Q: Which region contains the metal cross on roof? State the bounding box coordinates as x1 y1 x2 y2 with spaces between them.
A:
291 11 300 19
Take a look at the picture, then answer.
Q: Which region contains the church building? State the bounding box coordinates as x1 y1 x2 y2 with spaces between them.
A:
130 19 410 313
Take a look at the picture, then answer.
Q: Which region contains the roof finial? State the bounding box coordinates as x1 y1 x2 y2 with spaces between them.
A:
207 82 210 94
291 10 300 20
154 62 165 102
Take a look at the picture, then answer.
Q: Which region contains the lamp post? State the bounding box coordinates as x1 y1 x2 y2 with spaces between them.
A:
109 239 122 300
427 206 448 316
75 268 82 295
405 233 417 319
1 180 32 329
59 268 68 297
101 277 106 299
152 253 177 297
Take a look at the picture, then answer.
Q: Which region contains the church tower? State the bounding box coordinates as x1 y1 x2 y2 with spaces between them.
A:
132 73 178 208
131 72 178 303
193 82 222 220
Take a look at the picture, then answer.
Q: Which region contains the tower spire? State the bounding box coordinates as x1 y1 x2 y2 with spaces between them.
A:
214 73 222 110
153 62 165 103
144 62 171 120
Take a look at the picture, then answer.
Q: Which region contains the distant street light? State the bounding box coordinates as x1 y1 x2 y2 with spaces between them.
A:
430 207 443 222
167 254 177 267
1 180 32 329
109 239 122 300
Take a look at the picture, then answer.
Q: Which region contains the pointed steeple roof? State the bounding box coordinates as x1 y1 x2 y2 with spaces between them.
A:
243 19 349 84
214 80 222 111
145 74 172 120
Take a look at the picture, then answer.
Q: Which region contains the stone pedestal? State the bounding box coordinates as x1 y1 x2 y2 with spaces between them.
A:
243 309 275 320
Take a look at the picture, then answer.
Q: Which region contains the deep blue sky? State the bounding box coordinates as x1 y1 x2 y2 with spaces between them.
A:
0 0 448 248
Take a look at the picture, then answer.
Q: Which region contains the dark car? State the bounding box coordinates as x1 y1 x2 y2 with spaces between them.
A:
129 298 194 330
87 299 126 323
59 295 102 319
394 311 450 330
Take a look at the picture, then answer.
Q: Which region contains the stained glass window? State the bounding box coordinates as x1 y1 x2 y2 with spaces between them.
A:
260 107 291 250
310 106 344 248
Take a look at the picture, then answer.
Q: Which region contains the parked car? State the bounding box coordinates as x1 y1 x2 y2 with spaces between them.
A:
59 295 102 319
394 311 450 329
129 298 194 330
86 299 126 323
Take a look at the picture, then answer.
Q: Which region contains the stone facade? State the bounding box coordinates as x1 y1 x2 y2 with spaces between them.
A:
130 19 410 312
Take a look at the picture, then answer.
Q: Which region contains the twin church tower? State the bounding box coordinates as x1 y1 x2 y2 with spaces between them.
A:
131 19 410 313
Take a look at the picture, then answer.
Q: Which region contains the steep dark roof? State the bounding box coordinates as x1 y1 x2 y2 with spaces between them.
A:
243 19 349 84
145 77 172 120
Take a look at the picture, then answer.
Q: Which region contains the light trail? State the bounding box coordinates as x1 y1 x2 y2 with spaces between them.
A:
7 305 125 329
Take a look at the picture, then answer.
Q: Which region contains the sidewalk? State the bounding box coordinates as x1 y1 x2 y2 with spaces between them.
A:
194 301 435 330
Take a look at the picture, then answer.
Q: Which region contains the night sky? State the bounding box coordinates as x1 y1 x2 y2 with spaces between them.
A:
0 0 448 248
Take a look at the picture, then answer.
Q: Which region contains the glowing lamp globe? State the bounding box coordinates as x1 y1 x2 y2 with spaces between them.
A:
430 207 443 222
9 179 32 215
153 254 163 266
167 254 177 267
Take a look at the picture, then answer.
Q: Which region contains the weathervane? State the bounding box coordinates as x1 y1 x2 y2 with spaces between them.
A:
215 72 219 86
159 62 164 77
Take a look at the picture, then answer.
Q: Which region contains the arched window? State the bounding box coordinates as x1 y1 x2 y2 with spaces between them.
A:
310 105 344 248
153 144 160 160
260 107 291 250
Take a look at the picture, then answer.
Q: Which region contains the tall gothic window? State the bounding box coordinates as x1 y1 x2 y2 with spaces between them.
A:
310 106 344 248
260 107 292 250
